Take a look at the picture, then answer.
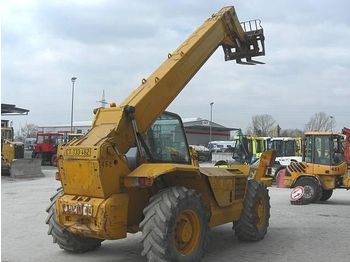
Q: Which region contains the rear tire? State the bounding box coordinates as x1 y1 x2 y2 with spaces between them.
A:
319 189 333 201
51 154 58 167
46 188 103 252
214 160 228 167
140 186 208 262
235 180 270 241
290 177 321 205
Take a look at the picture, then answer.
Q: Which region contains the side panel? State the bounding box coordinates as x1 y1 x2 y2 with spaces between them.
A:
199 167 246 226
161 171 245 227
286 161 348 189
59 143 131 198
318 175 336 190
343 170 350 188
2 143 15 166
200 167 247 207
126 164 247 228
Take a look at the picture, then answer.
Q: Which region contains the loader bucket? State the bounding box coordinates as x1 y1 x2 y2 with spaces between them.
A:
10 159 44 178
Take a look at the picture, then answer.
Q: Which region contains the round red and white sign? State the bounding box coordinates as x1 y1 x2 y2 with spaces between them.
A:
290 186 304 201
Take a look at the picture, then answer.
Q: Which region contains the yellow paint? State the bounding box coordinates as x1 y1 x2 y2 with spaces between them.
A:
56 193 129 239
2 142 16 167
343 170 350 188
175 209 200 255
55 6 267 241
287 162 348 189
286 132 349 191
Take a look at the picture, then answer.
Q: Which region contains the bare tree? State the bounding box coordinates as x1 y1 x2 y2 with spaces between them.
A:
16 123 38 141
280 128 304 137
304 112 335 131
247 114 276 136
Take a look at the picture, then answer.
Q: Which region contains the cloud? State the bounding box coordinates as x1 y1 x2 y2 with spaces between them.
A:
2 0 350 133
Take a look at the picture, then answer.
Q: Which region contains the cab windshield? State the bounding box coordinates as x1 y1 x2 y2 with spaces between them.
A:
144 113 190 164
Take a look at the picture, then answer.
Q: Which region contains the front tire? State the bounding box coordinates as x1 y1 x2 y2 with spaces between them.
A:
290 177 321 205
140 186 208 262
319 189 333 201
235 180 270 241
46 188 103 252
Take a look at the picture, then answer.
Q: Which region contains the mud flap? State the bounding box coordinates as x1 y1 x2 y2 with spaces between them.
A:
10 159 44 178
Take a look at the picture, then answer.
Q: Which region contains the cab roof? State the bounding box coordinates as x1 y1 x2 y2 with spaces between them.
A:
304 131 340 136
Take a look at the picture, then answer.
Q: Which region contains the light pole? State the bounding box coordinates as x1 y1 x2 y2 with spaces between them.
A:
209 102 214 144
70 77 77 133
330 115 334 132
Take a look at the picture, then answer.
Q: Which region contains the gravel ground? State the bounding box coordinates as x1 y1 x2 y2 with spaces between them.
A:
1 166 350 262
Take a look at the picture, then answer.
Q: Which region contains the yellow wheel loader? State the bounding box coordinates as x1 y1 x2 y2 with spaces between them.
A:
46 6 272 261
1 126 42 177
285 132 350 205
1 127 24 173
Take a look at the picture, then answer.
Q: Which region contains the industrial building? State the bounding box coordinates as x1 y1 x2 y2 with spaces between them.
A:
37 121 92 136
38 118 233 146
183 118 234 146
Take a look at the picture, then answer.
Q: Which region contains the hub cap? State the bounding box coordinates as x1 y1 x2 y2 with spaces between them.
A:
174 209 200 255
303 185 314 199
255 198 266 228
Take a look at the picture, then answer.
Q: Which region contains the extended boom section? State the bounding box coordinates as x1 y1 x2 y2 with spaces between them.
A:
64 6 265 153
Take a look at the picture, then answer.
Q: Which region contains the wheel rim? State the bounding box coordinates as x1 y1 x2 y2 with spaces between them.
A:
255 198 266 228
303 185 314 199
174 209 200 255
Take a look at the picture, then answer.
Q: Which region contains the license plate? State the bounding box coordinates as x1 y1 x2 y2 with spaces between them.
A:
65 148 91 157
62 203 93 216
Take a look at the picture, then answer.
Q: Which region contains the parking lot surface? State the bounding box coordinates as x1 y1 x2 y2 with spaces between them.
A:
2 166 350 262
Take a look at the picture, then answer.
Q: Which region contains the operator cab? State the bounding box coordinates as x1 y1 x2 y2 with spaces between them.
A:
125 111 191 170
143 112 191 164
271 138 299 157
1 127 14 142
303 132 344 166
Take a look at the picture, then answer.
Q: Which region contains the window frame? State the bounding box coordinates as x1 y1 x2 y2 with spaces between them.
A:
143 111 191 165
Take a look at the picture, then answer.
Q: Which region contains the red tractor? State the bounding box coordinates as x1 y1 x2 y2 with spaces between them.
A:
32 132 64 166
343 127 350 164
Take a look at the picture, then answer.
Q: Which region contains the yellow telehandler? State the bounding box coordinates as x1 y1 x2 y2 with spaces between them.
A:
46 6 272 261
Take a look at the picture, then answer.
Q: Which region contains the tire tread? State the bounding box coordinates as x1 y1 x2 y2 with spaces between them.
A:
140 186 208 262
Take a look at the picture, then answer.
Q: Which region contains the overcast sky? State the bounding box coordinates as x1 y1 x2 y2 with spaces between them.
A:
2 0 350 133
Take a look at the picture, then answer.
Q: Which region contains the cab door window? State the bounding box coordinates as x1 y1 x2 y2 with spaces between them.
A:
304 136 313 163
144 113 190 164
284 140 296 157
332 136 344 165
313 136 331 165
